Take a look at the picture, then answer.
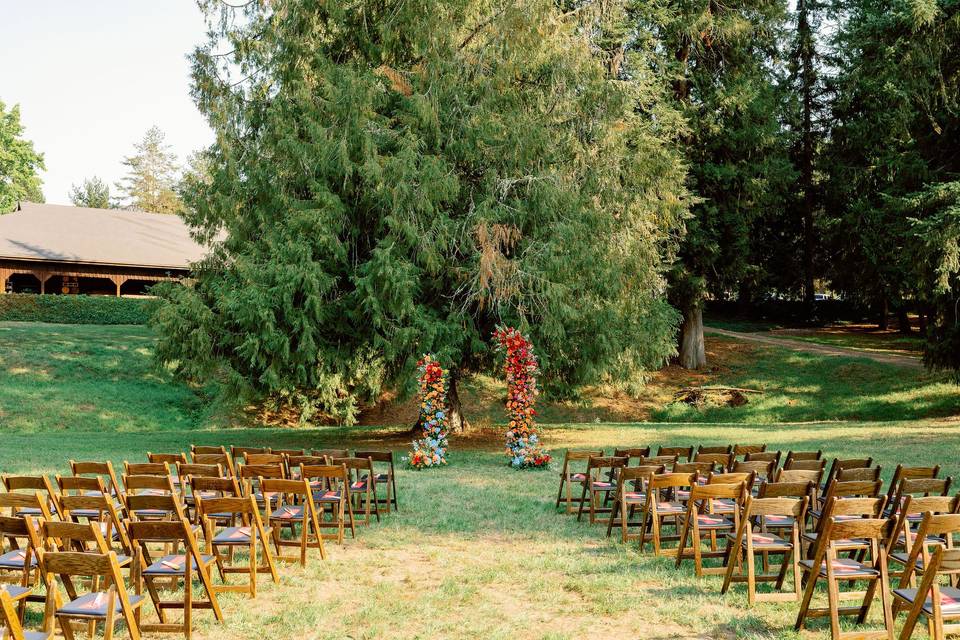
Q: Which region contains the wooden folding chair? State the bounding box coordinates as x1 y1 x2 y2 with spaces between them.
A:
2 476 60 519
808 479 884 532
757 479 817 534
285 456 327 482
886 477 953 520
261 478 326 566
894 536 960 638
40 550 145 640
657 446 694 462
822 457 875 494
186 476 241 525
122 475 179 521
127 518 223 639
795 516 896 639
237 463 285 518
330 457 380 526
721 495 808 604
0 585 53 640
639 473 695 556
577 456 627 524
888 497 960 584
195 495 277 598
353 450 399 513
0 495 46 616
805 495 887 559
676 481 746 576
884 464 941 507
734 444 767 459
68 461 123 503
300 464 355 544
606 464 664 542
554 450 603 515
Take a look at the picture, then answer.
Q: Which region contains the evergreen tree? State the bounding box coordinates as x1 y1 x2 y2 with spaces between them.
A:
114 126 182 213
0 100 45 213
634 0 794 367
153 0 689 426
69 176 111 209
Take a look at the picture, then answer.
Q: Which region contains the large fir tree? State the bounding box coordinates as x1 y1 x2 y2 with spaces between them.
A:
153 0 689 426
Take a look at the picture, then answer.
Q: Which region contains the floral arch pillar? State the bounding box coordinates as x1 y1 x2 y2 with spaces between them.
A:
494 327 550 469
408 355 450 468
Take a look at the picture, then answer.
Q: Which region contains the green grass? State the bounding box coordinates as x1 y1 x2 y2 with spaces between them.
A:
1 322 959 638
653 337 959 423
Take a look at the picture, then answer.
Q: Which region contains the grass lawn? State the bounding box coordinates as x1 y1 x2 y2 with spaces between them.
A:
707 317 925 355
1 321 959 638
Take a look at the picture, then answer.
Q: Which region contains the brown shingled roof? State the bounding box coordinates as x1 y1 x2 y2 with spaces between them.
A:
0 202 210 270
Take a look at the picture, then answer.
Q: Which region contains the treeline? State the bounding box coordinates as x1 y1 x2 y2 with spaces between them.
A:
148 0 957 425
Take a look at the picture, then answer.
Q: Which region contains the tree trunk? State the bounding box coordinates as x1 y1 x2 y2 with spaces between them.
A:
446 368 470 433
897 307 913 335
679 307 707 370
919 308 928 334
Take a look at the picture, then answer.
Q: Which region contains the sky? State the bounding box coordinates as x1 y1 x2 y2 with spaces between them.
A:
0 1 213 205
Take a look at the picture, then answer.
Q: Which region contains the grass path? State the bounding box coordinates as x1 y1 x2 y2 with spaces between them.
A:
704 326 922 368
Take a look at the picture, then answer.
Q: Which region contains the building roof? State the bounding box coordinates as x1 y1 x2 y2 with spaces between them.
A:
0 202 210 270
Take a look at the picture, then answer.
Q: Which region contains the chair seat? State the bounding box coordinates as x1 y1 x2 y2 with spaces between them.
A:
143 553 217 576
270 505 305 521
212 526 253 545
763 514 796 528
132 508 173 518
728 531 792 550
893 586 960 616
16 505 57 517
350 480 368 491
57 592 145 617
712 498 738 514
0 549 37 569
70 508 105 519
653 501 686 515
696 514 733 530
0 584 32 600
567 473 587 482
890 551 925 570
623 492 646 503
314 490 342 502
802 532 869 549
591 481 614 491
799 558 879 578
253 492 279 505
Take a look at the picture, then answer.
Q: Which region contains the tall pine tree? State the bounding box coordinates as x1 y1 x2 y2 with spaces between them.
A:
153 0 689 426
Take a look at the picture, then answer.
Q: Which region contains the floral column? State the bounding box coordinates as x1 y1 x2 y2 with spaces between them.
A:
494 326 550 469
408 354 450 468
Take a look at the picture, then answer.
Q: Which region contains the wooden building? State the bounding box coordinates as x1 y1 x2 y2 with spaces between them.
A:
0 202 210 296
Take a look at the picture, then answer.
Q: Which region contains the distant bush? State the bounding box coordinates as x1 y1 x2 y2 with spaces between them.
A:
0 294 151 324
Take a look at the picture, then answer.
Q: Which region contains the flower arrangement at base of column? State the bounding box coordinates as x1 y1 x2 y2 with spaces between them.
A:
493 326 550 469
408 354 450 469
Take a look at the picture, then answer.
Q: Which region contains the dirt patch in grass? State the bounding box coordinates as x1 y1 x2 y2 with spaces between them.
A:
354 338 760 427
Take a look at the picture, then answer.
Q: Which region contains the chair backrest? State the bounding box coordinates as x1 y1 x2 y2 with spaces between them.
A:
300 464 349 493
757 480 815 499
823 515 893 545
37 518 111 553
773 468 822 484
673 461 714 475
584 456 628 479
195 495 257 520
697 444 732 456
56 474 106 496
733 444 766 458
231 446 268 461
744 495 807 519
615 465 664 493
147 452 187 465
822 478 883 502
692 452 733 472
123 474 175 495
783 458 826 472
835 465 882 483
123 462 170 477
822 456 874 488
0 492 52 522
269 448 306 457
707 471 755 487
57 492 132 553
312 449 350 460
353 450 395 464
191 452 235 475
890 478 953 513
177 462 224 479
192 445 227 456
744 450 781 465
237 463 286 482
125 493 187 521
613 448 651 465
1 475 58 514
733 460 776 480
828 495 887 519
244 453 285 465
189 475 241 497
690 481 745 501
657 446 694 462
69 460 122 498
785 449 823 462
884 464 942 507
649 472 697 491
639 455 678 467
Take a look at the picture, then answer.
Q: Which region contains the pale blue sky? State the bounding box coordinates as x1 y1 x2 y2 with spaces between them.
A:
1 1 213 204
